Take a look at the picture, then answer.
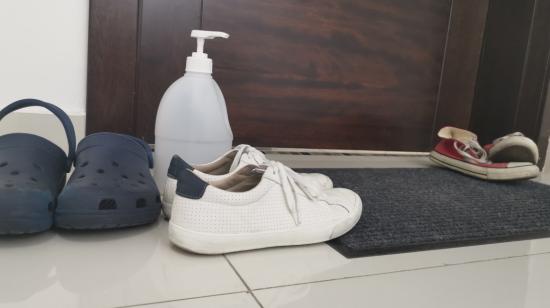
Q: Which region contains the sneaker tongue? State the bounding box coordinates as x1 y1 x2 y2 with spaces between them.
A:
438 127 478 144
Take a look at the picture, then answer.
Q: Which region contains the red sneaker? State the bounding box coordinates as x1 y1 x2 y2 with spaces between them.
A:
430 127 539 180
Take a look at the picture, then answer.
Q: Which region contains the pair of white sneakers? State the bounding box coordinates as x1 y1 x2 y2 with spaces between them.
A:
162 145 362 254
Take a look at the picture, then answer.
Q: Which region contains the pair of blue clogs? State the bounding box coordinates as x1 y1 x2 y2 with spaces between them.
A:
0 99 161 234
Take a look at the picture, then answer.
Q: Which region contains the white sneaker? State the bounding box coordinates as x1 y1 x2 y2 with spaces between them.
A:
168 162 362 254
162 145 333 218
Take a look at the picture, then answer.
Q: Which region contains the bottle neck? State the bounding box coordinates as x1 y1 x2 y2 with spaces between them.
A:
186 53 212 74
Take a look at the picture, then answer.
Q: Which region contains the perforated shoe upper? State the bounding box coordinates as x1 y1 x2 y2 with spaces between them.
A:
162 145 334 218
170 164 360 235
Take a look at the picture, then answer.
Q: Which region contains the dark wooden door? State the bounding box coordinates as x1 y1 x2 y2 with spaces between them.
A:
86 0 490 151
202 0 451 151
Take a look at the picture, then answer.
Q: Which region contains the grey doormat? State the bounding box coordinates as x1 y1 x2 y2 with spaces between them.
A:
300 168 550 258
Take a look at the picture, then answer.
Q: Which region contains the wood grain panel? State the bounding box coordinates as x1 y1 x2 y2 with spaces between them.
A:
432 0 489 144
135 0 202 141
470 0 536 144
87 0 139 135
465 0 550 165
521 0 550 164
516 0 550 140
202 0 451 150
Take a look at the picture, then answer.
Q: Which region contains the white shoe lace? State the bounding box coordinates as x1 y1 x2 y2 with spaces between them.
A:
453 139 489 164
235 144 322 194
257 161 324 226
234 144 268 165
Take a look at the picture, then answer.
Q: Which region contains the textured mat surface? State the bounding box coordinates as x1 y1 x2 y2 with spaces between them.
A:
301 168 550 258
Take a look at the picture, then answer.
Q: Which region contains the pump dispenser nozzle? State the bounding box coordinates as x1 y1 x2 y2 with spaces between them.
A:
186 30 229 74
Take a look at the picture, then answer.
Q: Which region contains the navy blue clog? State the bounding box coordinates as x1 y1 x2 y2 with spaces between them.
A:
0 99 76 234
55 132 161 229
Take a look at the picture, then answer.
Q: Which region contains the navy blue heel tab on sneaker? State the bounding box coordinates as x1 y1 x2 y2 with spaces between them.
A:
168 155 194 179
176 168 207 200
0 98 76 171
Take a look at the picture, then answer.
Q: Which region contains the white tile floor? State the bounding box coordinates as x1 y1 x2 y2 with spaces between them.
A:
1 154 550 308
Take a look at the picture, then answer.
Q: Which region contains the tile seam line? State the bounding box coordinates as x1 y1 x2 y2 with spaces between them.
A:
112 290 248 308
224 254 265 308
249 249 550 292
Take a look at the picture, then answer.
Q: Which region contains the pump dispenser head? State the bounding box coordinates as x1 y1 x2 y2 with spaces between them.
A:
185 30 229 74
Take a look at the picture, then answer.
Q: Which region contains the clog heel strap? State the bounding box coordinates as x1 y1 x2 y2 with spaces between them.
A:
0 98 76 171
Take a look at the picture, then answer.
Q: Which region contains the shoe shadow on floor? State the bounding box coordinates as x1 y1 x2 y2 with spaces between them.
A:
53 221 161 293
0 232 57 303
0 222 160 305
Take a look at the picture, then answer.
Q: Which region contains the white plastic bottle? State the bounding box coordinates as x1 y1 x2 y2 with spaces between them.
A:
154 30 233 189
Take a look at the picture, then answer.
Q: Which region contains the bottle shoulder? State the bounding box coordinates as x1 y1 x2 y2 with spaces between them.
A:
161 77 222 103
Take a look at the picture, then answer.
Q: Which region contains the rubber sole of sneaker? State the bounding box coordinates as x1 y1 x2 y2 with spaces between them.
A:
430 151 540 181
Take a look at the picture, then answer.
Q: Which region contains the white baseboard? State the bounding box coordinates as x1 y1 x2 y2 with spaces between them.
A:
0 111 86 154
7 114 543 171
259 147 428 156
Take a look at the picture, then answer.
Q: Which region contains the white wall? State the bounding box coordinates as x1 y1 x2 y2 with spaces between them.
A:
0 0 89 115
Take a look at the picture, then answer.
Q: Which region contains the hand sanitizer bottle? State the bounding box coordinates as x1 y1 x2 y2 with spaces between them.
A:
154 30 233 189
